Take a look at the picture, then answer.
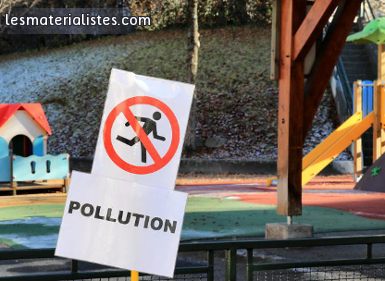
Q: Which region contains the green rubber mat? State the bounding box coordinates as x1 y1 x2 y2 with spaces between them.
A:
1 196 385 248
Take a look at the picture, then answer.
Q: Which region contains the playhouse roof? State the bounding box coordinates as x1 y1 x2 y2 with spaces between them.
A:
0 103 52 135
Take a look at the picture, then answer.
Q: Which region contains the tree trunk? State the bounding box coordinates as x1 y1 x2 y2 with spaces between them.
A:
185 0 199 152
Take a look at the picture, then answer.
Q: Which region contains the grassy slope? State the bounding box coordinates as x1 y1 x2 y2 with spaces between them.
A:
123 26 281 158
0 25 341 159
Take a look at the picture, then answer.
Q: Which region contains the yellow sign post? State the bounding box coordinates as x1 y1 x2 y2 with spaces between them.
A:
131 270 139 281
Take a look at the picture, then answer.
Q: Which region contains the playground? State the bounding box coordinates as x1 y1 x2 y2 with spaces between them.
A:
2 0 385 279
0 174 384 249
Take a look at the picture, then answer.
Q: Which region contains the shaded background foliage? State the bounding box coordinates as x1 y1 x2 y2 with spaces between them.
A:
0 0 272 54
131 0 272 29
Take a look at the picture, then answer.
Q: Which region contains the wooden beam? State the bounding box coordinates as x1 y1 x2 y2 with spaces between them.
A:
277 0 306 216
373 81 385 162
270 0 282 81
10 154 17 196
302 0 363 139
378 45 385 80
353 81 363 179
293 0 342 61
381 84 385 156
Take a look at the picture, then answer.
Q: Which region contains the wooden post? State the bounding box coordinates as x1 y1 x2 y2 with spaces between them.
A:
378 45 385 80
381 83 385 155
374 44 384 162
277 0 306 216
63 155 70 193
373 80 385 162
270 0 282 81
10 153 17 196
354 81 363 179
276 0 362 216
64 178 70 193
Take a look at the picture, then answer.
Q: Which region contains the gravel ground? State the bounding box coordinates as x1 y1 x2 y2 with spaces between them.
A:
0 26 351 161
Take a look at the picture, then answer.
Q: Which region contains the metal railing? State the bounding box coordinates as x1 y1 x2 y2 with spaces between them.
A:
358 0 376 26
334 0 377 115
336 57 353 115
0 247 213 280
245 235 385 281
0 235 385 280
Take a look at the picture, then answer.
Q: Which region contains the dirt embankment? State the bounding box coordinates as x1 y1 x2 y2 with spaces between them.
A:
0 26 347 160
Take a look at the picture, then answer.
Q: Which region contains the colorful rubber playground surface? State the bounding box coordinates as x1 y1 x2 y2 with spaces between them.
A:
0 175 385 249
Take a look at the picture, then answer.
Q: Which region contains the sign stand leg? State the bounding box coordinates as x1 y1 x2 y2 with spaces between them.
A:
131 270 139 281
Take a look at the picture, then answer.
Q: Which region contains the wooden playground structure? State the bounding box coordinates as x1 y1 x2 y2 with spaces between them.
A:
0 154 70 195
0 103 70 195
268 79 385 187
273 0 365 216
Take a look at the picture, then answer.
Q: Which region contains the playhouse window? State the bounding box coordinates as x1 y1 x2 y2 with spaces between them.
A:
9 135 33 157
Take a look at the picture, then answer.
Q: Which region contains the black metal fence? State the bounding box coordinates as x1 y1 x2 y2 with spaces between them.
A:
0 235 385 280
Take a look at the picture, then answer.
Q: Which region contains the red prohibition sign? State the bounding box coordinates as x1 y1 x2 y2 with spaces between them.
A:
103 96 180 175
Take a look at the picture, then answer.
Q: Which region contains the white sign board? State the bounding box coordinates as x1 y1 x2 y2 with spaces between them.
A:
92 69 195 189
56 171 187 278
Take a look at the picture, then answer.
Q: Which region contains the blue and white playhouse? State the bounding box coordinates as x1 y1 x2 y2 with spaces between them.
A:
0 103 69 195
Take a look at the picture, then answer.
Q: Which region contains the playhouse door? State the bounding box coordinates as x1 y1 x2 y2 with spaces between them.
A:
10 135 33 157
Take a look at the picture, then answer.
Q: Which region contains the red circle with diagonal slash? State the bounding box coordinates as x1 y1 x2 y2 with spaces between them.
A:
103 96 180 175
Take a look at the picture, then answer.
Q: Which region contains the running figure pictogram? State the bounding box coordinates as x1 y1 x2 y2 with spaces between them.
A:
117 111 166 163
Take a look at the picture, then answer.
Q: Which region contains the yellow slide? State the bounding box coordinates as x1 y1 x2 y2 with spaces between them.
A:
267 111 373 187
